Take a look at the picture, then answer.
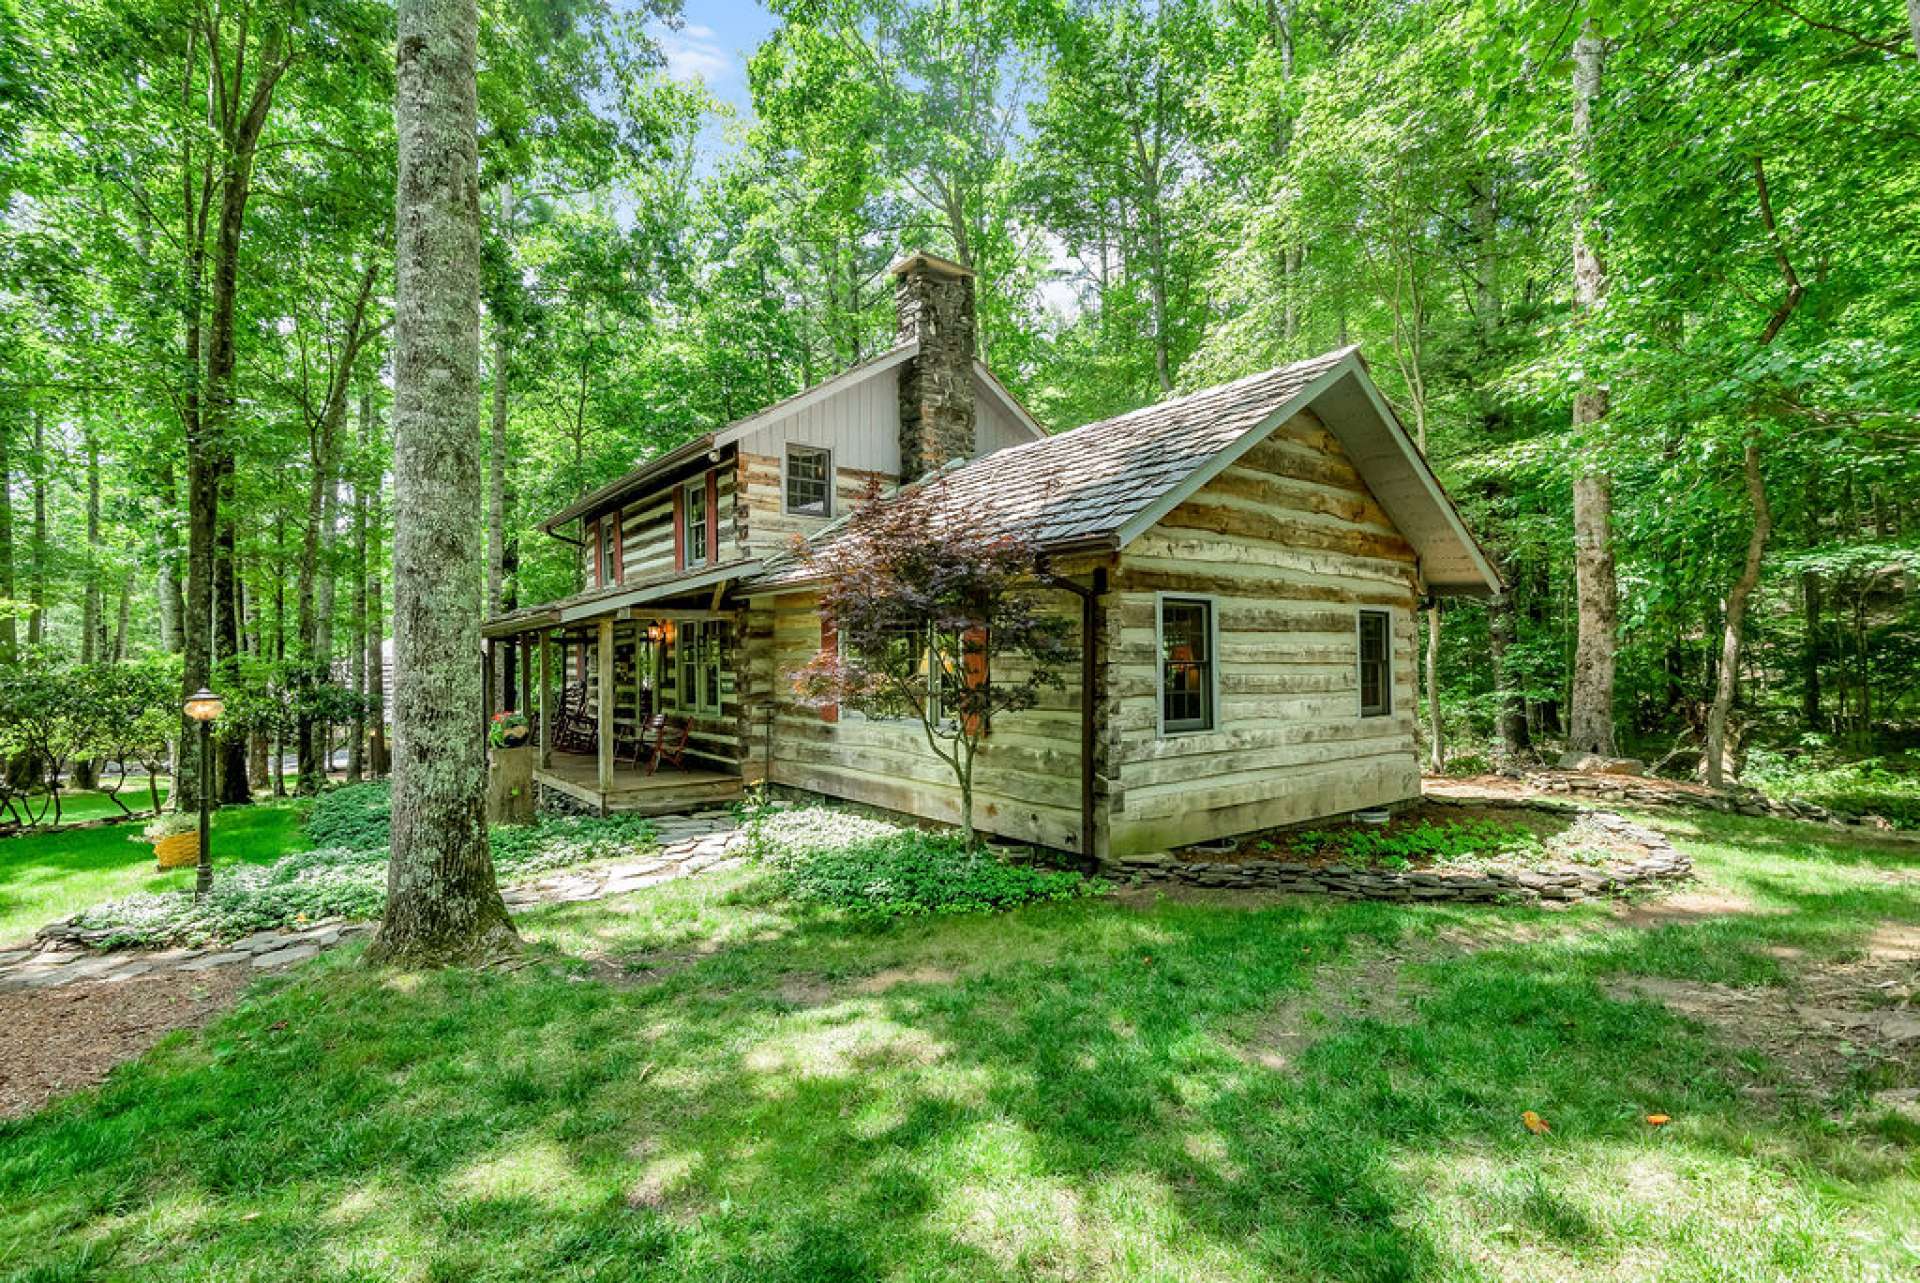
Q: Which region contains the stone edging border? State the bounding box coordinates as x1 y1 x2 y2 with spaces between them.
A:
1105 805 1692 905
1521 771 1902 832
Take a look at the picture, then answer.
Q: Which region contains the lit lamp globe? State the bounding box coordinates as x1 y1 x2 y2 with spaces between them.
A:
184 688 225 722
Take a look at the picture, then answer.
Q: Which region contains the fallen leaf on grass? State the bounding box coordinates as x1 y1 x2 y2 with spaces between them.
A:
1645 1114 1671 1126
1521 1110 1550 1135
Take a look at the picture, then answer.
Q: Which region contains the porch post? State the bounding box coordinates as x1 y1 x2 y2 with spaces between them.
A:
482 638 496 746
518 636 533 715
538 631 552 768
596 616 615 809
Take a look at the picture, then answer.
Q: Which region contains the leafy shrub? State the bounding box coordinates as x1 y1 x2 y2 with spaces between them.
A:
489 813 661 871
139 812 198 841
746 805 1100 920
305 782 393 850
76 812 660 947
1745 752 1920 830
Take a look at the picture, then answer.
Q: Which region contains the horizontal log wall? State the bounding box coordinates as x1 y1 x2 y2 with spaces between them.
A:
757 589 1089 852
1105 407 1420 854
737 452 895 561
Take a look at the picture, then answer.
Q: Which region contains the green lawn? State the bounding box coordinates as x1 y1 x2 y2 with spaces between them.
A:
0 802 310 946
1 811 1915 1280
6 777 305 829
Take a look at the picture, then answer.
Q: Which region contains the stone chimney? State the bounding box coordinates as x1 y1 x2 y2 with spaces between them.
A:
892 251 977 483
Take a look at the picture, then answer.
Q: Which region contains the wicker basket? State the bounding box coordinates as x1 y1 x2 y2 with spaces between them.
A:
154 830 200 869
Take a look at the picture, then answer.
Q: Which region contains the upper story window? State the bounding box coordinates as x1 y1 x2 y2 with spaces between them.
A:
1358 609 1392 717
599 512 620 585
785 444 832 518
682 477 708 566
1158 597 1214 734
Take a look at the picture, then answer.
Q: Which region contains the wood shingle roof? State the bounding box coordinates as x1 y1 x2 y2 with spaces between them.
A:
751 346 1372 587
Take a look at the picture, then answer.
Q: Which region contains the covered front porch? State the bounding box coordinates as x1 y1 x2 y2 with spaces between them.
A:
482 583 756 816
532 752 743 816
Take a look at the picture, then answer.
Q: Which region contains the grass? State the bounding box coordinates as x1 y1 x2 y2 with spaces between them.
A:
6 776 305 829
0 802 310 946
0 810 1915 1280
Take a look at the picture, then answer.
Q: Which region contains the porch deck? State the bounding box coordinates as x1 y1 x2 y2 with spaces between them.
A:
534 752 743 816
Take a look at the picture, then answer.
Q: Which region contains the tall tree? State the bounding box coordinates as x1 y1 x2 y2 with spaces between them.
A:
1566 18 1618 757
367 0 517 965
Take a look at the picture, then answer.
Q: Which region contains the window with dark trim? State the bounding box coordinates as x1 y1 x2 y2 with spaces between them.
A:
1358 609 1392 717
1159 598 1214 733
683 478 708 565
785 444 831 518
675 620 724 716
599 513 620 585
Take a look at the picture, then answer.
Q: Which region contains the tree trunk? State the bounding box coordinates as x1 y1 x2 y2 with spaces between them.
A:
1567 20 1618 756
28 409 45 647
0 414 13 663
1704 438 1771 787
156 463 184 654
1800 571 1822 730
368 0 517 966
111 573 130 663
82 427 102 664
214 463 249 802
1424 603 1443 773
1488 585 1532 763
487 188 511 698
349 382 372 782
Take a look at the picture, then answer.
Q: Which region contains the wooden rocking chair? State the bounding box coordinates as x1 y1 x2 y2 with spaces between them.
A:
554 682 597 755
642 715 691 776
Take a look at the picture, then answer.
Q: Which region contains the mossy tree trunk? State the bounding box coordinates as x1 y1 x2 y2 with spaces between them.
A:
368 0 516 966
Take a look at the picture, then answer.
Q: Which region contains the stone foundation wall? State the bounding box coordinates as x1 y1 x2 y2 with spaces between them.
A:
1111 809 1692 905
538 783 599 818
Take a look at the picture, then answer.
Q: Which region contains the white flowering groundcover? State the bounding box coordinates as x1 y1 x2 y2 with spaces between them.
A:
74 814 659 948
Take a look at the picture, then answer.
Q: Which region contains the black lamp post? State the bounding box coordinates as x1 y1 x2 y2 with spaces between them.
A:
183 687 225 898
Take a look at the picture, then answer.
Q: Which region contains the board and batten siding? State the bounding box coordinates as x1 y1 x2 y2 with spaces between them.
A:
1103 406 1422 854
758 590 1090 852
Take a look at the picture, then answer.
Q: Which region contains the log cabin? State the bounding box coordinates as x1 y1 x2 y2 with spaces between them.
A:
482 250 1500 858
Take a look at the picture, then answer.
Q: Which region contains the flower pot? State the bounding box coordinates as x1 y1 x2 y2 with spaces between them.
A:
154 830 200 869
499 725 531 748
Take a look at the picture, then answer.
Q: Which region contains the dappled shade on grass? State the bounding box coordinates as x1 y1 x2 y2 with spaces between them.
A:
1 810 1916 1280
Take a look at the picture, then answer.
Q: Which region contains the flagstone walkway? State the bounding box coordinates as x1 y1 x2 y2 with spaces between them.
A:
0 811 745 993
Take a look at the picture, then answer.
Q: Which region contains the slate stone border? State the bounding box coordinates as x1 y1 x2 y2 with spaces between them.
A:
1522 771 1900 831
1 811 744 992
1106 804 1691 905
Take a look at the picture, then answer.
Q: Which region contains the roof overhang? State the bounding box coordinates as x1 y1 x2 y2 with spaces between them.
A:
483 561 762 636
540 434 718 534
972 360 1047 442
1111 350 1502 597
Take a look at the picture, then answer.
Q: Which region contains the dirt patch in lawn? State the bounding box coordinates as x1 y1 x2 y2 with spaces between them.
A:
856 965 961 994
1611 887 1768 927
1603 919 1920 1100
0 967 250 1119
1234 946 1432 1072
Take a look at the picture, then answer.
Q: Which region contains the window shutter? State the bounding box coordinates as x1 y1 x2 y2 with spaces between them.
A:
672 488 685 571
819 618 839 724
612 508 624 584
705 469 719 565
962 625 989 736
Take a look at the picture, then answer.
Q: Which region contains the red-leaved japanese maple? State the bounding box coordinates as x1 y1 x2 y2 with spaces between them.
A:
793 481 1075 849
